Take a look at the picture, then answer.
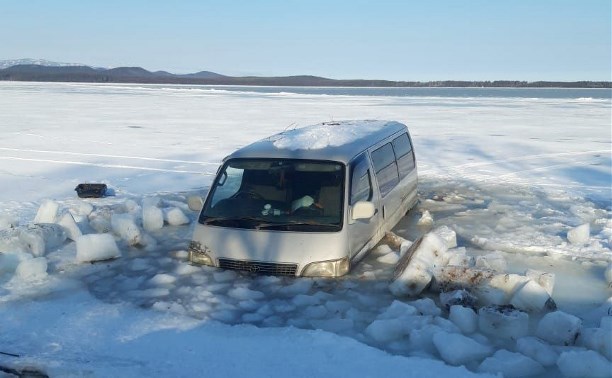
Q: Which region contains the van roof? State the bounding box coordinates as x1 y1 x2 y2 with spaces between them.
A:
226 120 407 164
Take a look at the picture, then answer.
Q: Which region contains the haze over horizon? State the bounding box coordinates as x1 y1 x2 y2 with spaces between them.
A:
1 0 610 82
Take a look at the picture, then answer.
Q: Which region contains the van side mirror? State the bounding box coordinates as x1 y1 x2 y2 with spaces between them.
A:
351 201 375 220
187 196 204 212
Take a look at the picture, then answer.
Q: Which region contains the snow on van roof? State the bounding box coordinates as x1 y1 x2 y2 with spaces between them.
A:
270 120 397 150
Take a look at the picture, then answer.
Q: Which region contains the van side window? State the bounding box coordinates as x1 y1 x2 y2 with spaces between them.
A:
392 133 415 179
349 154 373 205
371 143 399 197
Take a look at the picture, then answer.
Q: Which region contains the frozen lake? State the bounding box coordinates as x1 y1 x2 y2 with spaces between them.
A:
0 82 610 377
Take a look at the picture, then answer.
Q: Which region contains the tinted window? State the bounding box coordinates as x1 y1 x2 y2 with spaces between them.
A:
372 143 396 173
349 154 372 205
371 143 399 197
393 133 415 179
393 134 412 158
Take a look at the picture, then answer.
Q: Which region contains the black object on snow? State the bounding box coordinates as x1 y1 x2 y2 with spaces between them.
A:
75 183 107 198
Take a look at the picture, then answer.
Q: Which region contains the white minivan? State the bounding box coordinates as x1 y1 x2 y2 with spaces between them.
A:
188 120 418 277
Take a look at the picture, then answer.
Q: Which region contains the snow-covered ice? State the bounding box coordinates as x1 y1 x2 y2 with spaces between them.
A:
432 332 493 366
75 233 121 262
449 305 478 334
142 204 164 232
475 252 507 272
605 263 612 286
0 213 18 230
478 305 530 340
536 311 583 346
516 336 560 367
478 349 545 377
33 199 59 224
164 207 190 226
557 350 612 378
111 213 143 246
57 211 82 241
0 82 610 377
510 279 556 313
567 223 590 245
14 256 48 281
389 232 449 296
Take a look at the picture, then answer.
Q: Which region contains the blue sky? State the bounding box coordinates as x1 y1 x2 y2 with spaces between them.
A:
1 0 610 81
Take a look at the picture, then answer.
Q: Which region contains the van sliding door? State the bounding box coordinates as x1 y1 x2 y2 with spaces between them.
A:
371 142 402 229
347 153 381 258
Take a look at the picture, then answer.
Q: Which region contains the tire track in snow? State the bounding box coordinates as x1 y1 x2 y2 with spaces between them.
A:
0 156 216 175
15 132 115 146
0 147 218 166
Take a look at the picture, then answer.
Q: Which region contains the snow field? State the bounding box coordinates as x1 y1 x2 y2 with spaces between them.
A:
0 83 610 377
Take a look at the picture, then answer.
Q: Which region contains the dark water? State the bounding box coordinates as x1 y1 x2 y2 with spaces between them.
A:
197 86 612 99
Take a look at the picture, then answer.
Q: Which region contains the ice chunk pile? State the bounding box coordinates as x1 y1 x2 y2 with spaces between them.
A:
6 196 194 267
0 223 66 257
389 230 556 313
389 232 449 296
361 295 612 378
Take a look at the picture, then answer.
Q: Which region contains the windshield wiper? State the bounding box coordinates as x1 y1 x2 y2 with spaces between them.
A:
256 221 338 230
202 216 265 226
202 216 338 231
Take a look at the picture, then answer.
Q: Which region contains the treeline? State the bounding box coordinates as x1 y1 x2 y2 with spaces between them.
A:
423 81 611 88
0 64 609 88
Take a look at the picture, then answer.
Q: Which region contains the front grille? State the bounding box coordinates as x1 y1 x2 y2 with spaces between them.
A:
218 258 298 276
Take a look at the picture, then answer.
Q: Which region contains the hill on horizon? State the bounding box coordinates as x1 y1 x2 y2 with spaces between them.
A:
0 59 609 88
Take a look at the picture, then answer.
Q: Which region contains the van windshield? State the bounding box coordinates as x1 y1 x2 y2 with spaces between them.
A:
199 159 345 232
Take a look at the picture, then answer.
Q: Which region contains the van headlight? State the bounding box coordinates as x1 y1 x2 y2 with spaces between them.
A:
301 257 350 277
188 241 214 266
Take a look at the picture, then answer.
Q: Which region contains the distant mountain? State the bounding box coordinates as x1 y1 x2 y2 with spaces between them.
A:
103 66 156 77
0 59 609 88
0 58 93 70
180 71 228 79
